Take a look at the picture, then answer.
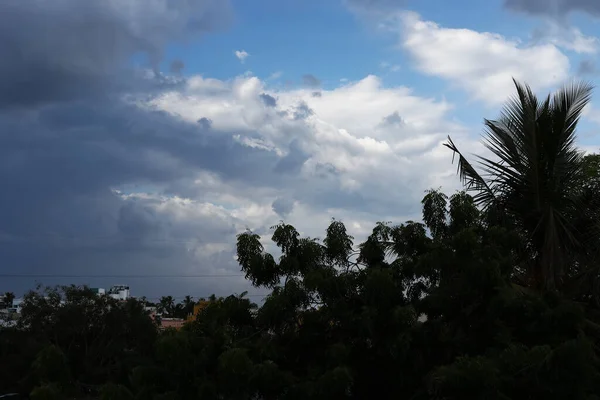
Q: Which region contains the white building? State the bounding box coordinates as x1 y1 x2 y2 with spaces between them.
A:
91 288 105 296
10 298 23 314
91 285 130 301
107 285 130 301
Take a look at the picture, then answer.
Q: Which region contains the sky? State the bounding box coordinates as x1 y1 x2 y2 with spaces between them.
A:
2 0 600 301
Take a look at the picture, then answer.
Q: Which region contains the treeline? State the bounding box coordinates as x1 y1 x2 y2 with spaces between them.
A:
144 295 198 320
2 80 600 399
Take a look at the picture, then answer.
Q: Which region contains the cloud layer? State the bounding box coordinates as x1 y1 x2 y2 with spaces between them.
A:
5 0 591 299
504 0 600 18
0 69 472 298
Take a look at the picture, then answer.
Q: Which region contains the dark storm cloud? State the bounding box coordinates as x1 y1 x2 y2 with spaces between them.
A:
272 198 295 217
0 229 252 299
118 202 164 238
578 60 597 75
0 0 416 299
293 101 314 120
274 140 309 174
503 0 600 18
170 60 186 74
0 0 232 109
0 97 289 231
314 163 340 179
0 0 283 297
297 174 419 218
0 97 284 282
197 117 213 129
382 111 404 126
302 74 321 88
259 93 278 107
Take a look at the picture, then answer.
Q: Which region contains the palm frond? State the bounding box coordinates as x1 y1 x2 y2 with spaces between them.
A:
444 136 497 208
548 82 593 190
552 81 594 137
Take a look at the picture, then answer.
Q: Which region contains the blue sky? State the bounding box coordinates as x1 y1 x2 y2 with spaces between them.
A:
158 0 600 134
162 1 393 84
1 0 600 298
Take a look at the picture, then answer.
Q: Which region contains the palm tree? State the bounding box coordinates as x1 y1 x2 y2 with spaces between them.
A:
158 296 175 316
182 295 194 315
446 79 596 292
173 303 184 319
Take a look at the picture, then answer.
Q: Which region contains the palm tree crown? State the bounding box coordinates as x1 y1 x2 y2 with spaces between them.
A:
446 79 596 291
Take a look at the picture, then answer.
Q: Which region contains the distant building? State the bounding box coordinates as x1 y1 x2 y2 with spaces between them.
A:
160 318 185 330
144 306 157 314
91 288 105 296
10 298 23 314
0 298 22 328
146 307 185 331
147 299 214 331
107 285 130 301
91 285 130 301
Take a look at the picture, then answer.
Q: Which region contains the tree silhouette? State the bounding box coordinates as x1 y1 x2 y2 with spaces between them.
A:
3 292 15 308
182 295 194 315
445 79 597 292
158 296 175 316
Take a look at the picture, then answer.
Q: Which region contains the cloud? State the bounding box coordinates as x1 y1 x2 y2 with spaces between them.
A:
578 60 598 75
292 101 315 120
0 1 483 298
259 93 277 107
381 111 404 126
380 61 402 72
345 0 408 13
302 74 321 88
197 117 213 129
170 60 186 74
274 139 310 174
390 11 570 106
0 0 232 109
235 50 250 63
272 198 295 217
530 23 600 54
151 73 474 220
0 0 254 298
503 0 600 18
0 93 287 294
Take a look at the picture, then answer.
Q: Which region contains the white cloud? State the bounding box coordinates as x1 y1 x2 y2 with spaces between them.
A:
553 28 599 54
532 23 600 54
235 50 249 63
268 71 283 80
380 61 401 72
149 72 481 242
386 11 570 106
